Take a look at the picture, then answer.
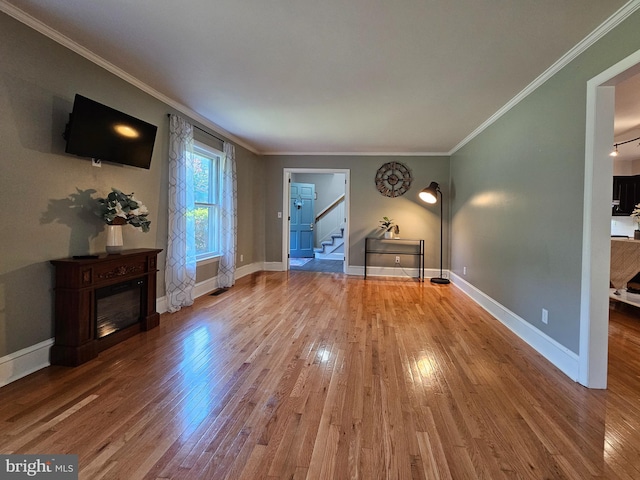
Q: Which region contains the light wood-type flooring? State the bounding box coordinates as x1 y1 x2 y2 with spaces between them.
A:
2 271 640 479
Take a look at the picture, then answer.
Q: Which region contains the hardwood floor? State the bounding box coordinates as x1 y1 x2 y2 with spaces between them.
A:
2 271 640 479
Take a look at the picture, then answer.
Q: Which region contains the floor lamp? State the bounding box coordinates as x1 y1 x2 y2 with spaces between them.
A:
419 182 450 284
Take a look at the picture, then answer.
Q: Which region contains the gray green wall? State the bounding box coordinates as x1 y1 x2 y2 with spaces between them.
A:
450 10 640 354
264 155 450 269
0 13 264 358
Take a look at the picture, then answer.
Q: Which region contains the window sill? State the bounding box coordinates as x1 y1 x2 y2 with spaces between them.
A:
197 254 222 266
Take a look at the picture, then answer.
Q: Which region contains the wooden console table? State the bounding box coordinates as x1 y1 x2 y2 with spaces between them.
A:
364 238 424 280
50 248 162 366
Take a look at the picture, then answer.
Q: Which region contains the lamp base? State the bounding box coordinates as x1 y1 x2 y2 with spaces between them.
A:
430 277 450 285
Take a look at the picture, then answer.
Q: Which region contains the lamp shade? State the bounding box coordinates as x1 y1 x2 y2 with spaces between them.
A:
419 182 439 204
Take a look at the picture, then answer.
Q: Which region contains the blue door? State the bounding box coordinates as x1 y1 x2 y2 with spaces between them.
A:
290 182 315 258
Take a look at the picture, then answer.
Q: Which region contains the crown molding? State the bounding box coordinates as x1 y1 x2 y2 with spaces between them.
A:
262 150 449 157
0 0 260 155
449 0 640 156
3 0 639 158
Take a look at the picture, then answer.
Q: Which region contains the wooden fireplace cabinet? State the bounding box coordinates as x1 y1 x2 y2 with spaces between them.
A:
50 248 162 366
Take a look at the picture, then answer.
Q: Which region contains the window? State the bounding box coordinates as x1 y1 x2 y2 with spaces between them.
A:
192 141 222 260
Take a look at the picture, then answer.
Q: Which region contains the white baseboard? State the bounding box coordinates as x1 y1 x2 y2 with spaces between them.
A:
263 262 284 271
156 280 219 314
345 265 361 276
194 276 220 299
450 273 579 381
156 295 168 314
156 261 265 314
0 338 54 387
194 262 264 293
362 266 426 279
346 265 444 280
235 262 263 278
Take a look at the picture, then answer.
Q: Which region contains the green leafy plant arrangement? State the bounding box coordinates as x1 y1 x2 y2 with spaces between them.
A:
96 188 151 232
379 216 394 232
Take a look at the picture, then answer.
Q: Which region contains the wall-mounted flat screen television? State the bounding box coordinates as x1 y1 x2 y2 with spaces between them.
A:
64 94 157 169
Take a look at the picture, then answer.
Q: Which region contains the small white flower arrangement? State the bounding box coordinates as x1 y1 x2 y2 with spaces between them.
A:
379 216 395 232
379 216 400 239
632 203 640 231
96 188 151 232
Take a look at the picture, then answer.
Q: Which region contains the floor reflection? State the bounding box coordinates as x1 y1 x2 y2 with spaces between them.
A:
178 325 214 434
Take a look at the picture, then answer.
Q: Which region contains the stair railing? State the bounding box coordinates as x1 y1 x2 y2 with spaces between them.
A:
315 194 345 249
315 194 345 224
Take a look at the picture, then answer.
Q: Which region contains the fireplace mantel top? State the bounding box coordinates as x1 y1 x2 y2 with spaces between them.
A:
51 248 163 265
51 248 163 291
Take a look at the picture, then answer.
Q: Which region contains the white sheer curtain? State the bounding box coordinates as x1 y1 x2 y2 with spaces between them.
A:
165 114 196 312
218 142 237 288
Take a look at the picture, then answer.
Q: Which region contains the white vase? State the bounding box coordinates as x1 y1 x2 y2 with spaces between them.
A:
106 225 123 254
384 231 393 239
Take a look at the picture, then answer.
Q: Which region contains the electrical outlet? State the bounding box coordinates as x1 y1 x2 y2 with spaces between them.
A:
395 256 400 264
277 212 282 219
463 266 467 275
240 254 244 262
542 308 549 324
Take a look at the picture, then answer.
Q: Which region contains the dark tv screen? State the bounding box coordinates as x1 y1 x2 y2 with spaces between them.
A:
64 94 157 169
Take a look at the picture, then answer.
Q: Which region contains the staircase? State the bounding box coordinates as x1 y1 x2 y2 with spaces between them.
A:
314 228 344 260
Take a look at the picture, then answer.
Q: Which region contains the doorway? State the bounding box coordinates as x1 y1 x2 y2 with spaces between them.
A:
282 168 350 274
582 48 640 388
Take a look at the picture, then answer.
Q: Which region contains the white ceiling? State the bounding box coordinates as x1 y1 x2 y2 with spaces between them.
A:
1 0 635 154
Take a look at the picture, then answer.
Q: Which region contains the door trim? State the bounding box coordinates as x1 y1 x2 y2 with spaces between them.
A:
581 48 640 388
282 168 350 273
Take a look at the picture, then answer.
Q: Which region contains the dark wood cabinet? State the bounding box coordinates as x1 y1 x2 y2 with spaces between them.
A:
613 175 640 216
50 248 162 366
